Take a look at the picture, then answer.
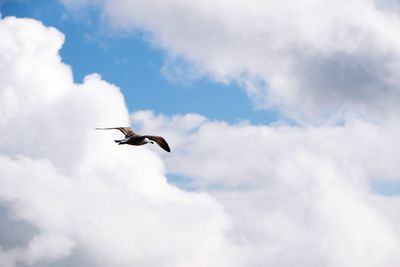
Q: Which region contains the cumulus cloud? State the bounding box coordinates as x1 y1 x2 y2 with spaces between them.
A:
0 17 236 267
3 9 400 267
62 0 400 122
131 110 400 188
131 110 400 267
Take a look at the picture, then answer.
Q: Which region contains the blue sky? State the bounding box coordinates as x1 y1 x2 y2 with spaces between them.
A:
1 0 399 195
3 1 400 266
0 0 278 125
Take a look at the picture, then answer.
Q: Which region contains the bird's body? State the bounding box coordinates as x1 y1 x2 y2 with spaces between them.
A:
96 127 171 152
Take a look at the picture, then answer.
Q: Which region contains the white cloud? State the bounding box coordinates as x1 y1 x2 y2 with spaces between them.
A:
62 0 400 122
131 110 400 188
131 110 400 267
0 17 237 267
3 12 400 267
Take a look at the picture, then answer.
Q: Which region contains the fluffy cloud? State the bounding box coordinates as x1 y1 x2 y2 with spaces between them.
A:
131 110 400 187
62 0 400 122
131 110 400 267
3 11 400 267
0 17 236 267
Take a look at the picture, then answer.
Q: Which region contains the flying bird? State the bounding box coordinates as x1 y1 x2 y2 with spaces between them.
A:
96 127 171 152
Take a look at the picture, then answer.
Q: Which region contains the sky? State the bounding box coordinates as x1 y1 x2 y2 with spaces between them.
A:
1 0 400 266
0 0 278 125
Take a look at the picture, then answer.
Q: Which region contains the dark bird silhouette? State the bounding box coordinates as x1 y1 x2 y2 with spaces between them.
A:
96 127 171 152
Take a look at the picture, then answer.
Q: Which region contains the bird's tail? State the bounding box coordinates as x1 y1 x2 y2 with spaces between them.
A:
114 140 123 145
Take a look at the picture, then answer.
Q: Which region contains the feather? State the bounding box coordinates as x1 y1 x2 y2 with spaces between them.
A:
96 127 136 137
144 135 171 152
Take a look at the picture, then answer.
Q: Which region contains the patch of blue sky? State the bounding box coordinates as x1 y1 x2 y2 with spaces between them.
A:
371 180 400 197
166 174 259 192
166 174 197 191
1 0 279 125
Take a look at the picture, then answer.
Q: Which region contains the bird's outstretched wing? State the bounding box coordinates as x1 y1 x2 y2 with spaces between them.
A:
144 135 171 152
96 127 136 137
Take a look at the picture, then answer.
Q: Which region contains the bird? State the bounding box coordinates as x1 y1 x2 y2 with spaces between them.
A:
96 127 171 152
